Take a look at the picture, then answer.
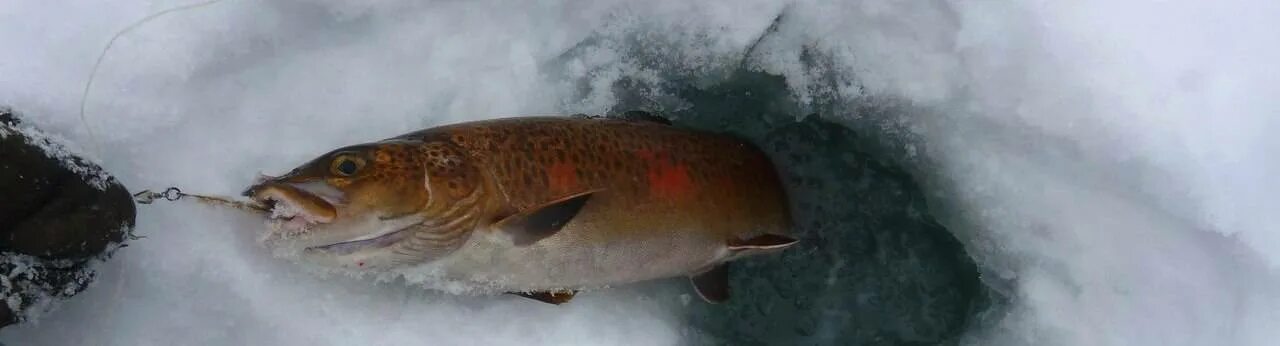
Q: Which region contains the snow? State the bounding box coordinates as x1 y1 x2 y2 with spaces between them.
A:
1 0 1278 345
1 251 102 326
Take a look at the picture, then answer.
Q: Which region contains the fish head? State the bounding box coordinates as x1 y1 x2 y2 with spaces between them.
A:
243 141 433 253
243 139 486 267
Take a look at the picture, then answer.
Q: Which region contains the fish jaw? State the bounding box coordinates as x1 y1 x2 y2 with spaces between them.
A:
243 178 433 267
294 218 427 270
242 179 352 247
307 225 414 255
245 181 336 223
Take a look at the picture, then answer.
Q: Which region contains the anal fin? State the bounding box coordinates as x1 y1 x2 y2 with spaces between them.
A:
690 264 730 303
510 290 577 305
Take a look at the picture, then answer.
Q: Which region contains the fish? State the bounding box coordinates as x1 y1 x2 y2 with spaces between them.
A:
241 112 797 304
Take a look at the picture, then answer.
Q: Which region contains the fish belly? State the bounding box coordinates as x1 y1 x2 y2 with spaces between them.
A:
398 225 727 294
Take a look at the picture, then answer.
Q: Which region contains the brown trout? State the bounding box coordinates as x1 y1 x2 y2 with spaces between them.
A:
242 113 796 304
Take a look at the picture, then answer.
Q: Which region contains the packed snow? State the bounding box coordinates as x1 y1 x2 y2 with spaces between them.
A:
1 0 1277 345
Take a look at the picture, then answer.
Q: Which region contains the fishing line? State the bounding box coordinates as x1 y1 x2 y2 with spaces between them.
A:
69 2 266 327
78 0 225 157
77 0 265 214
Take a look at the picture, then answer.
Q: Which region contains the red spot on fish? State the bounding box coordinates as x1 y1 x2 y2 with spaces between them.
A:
547 161 579 196
357 262 365 267
635 149 695 200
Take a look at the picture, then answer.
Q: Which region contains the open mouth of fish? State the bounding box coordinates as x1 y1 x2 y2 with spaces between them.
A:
259 194 331 233
244 181 409 254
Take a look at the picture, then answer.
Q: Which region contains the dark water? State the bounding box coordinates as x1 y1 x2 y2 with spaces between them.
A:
555 42 999 344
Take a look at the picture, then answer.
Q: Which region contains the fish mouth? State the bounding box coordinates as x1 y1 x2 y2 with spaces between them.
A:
243 179 341 234
243 177 413 254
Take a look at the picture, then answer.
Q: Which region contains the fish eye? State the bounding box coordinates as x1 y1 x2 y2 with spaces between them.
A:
330 155 364 177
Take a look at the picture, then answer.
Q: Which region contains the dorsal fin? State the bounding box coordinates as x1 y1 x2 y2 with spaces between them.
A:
570 113 602 120
617 110 672 125
494 190 597 246
571 111 671 125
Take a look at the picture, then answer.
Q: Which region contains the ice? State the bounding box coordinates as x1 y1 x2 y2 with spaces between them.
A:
927 1 1280 344
2 0 1279 345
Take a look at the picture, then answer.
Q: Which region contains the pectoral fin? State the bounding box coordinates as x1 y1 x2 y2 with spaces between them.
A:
689 264 730 303
495 190 597 246
511 290 577 305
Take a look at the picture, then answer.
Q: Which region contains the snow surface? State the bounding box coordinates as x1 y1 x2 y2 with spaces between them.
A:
1 0 1278 345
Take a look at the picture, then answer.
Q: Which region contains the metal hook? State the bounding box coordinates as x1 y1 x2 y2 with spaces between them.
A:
132 186 184 204
162 187 183 201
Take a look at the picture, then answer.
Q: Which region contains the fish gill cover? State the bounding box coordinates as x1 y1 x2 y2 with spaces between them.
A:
1 1 1278 345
